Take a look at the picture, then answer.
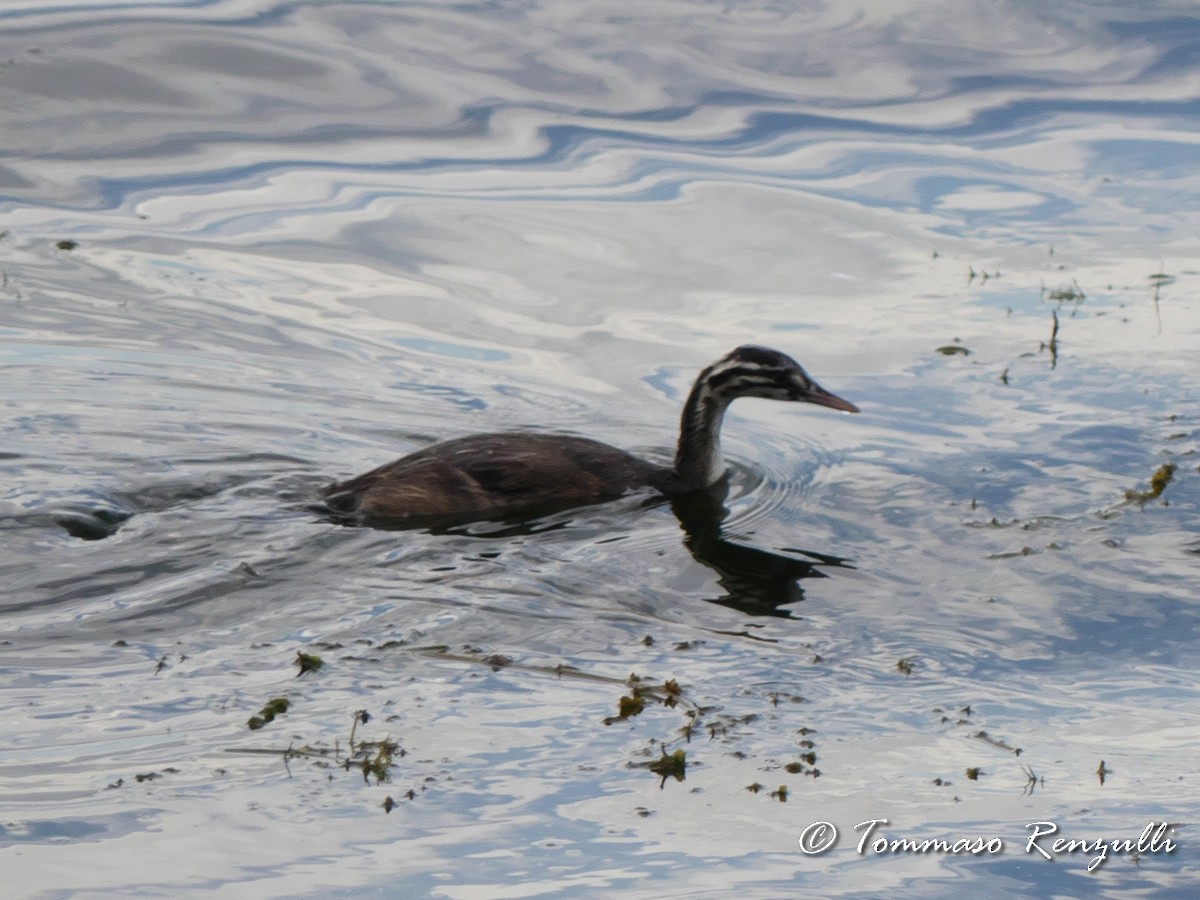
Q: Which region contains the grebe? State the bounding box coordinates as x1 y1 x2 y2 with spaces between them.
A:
323 345 858 526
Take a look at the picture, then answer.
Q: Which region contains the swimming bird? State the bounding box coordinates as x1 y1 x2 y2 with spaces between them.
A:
323 345 858 526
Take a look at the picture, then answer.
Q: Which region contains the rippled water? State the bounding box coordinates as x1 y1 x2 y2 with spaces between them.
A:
3 1 1199 896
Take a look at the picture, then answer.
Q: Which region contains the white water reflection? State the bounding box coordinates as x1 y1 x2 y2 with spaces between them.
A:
2 0 1199 897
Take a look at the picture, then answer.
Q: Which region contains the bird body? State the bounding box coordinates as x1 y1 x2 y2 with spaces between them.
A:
323 345 857 526
324 432 665 522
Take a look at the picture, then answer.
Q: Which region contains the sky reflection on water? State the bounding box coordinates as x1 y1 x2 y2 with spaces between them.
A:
1 1 1199 896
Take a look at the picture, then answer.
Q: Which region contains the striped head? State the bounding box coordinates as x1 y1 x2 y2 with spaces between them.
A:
697 345 859 413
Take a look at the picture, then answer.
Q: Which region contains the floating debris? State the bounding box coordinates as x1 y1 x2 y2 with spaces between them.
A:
229 709 402 790
964 514 1072 531
1021 764 1042 795
357 738 399 784
348 709 371 748
973 730 1021 756
614 693 646 721
987 546 1037 559
55 239 78 251
896 657 915 677
295 651 323 675
1045 279 1085 303
605 674 684 725
785 749 819 777
1149 266 1173 332
646 748 687 787
247 697 290 731
1048 309 1059 368
936 344 970 356
661 678 681 706
1125 463 1176 504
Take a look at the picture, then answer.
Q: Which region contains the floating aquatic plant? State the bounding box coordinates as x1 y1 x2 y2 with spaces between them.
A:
1125 463 1175 504
295 651 323 676
247 697 290 731
646 748 687 787
936 343 970 356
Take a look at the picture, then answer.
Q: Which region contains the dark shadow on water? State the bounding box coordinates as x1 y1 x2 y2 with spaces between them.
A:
315 476 854 619
53 503 135 540
0 498 137 541
668 480 853 618
13 454 315 541
13 458 851 619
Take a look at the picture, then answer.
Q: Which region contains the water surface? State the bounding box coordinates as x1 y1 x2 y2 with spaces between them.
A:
2 1 1198 896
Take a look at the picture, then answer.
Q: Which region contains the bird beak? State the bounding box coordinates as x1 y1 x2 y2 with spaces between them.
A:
799 381 859 413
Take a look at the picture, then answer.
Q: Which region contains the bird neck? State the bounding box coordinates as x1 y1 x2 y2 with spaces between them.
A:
672 379 732 491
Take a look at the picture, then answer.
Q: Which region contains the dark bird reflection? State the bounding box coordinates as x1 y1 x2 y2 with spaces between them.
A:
325 476 853 619
41 470 850 619
667 479 852 618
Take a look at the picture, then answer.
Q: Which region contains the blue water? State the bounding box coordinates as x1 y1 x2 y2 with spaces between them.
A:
2 1 1198 896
